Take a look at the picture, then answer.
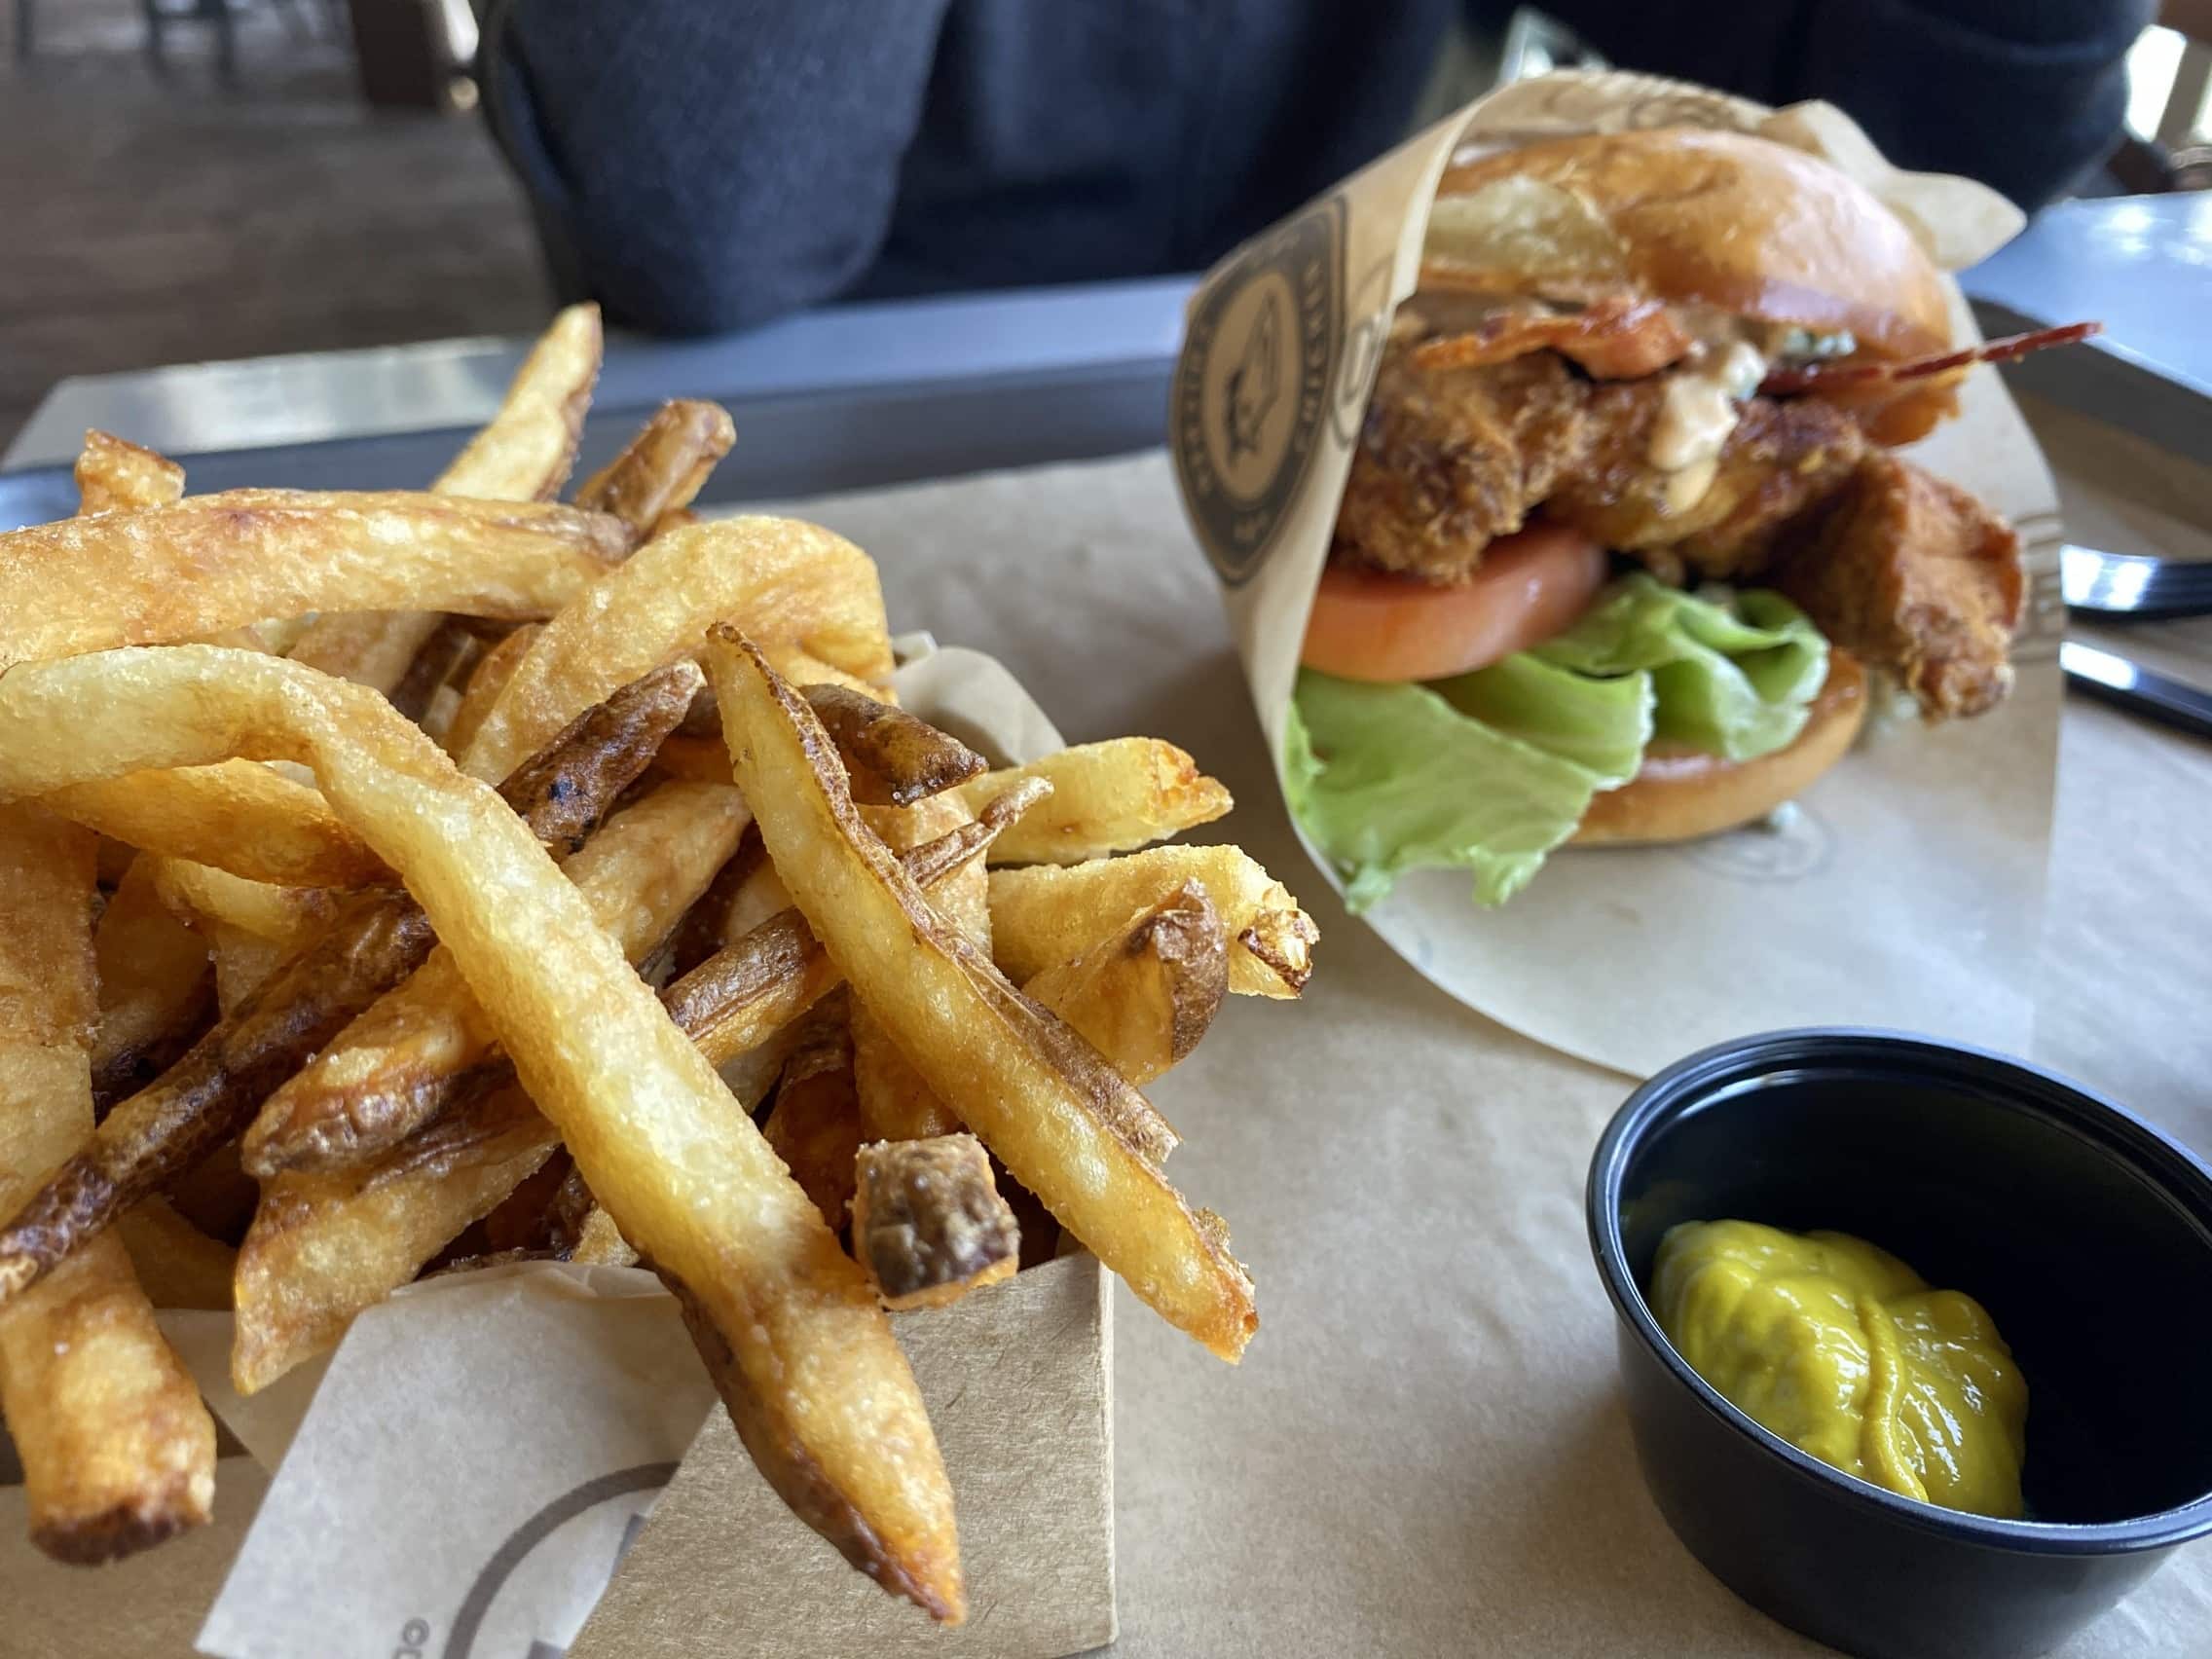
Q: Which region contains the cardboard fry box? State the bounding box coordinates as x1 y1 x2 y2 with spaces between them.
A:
1168 68 2068 1079
0 643 1118 1659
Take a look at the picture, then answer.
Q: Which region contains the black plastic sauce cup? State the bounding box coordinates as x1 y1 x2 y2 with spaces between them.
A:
1586 1029 2212 1659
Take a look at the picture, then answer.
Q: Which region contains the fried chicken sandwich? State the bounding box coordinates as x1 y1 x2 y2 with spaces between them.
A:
1285 128 2087 908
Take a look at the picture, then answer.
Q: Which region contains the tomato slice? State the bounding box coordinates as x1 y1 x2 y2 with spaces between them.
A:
1300 522 1607 682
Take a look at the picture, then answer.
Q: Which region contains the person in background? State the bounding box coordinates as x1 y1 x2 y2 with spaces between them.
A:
480 0 2152 337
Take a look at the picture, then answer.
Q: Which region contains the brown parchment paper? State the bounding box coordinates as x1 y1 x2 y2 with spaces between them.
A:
2 445 2203 1659
774 449 2210 1658
1166 69 2065 1078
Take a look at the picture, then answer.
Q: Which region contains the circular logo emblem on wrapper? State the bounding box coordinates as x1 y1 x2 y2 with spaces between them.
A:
1172 195 1346 587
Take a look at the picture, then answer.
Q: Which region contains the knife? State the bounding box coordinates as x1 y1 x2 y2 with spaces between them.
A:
2060 544 2212 620
2060 642 2212 741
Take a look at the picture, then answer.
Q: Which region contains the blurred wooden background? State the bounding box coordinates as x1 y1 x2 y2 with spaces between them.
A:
0 0 542 452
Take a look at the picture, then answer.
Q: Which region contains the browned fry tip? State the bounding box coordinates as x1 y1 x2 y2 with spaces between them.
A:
800 683 987 807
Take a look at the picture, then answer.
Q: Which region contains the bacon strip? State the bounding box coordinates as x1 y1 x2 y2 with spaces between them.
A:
1410 297 1694 382
1758 322 2099 396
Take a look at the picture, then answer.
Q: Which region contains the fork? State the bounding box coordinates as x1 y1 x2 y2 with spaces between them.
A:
2061 544 2212 620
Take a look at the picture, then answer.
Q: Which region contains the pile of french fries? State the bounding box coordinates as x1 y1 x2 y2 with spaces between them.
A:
0 306 1316 1621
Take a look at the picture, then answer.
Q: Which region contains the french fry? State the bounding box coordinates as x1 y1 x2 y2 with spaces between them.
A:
989 844 1318 998
385 616 483 726
0 491 633 671
207 921 287 1015
41 759 387 889
456 515 895 784
92 858 213 1110
75 430 184 515
852 1134 1020 1311
710 632 1256 1361
803 684 985 807
149 858 337 951
540 1166 639 1268
287 304 602 694
665 786 1042 1071
234 1081 562 1393
573 398 735 534
436 303 602 502
286 610 450 701
229 800 1030 1390
850 794 988 1144
0 645 964 1617
1021 881 1228 1088
243 778 749 1176
951 738 1233 865
115 1198 236 1310
0 804 215 1564
445 622 541 759
0 660 698 1302
760 1000 863 1229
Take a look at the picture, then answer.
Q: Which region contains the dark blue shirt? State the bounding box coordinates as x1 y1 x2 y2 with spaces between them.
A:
483 0 2150 335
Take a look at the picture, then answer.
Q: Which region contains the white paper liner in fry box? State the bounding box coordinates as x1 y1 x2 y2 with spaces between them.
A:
0 641 1118 1659
1167 67 2062 1079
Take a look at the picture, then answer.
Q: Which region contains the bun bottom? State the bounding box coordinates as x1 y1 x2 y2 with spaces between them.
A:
1569 652 1867 846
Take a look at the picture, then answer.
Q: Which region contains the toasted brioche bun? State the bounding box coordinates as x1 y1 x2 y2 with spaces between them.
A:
1424 129 1955 442
1570 650 1866 846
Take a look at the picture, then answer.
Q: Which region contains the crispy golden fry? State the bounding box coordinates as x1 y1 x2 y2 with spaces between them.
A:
0 804 214 1564
243 778 748 1176
75 430 184 516
850 794 987 1145
711 632 1255 1361
761 1002 862 1229
1021 881 1227 1088
437 303 601 501
114 1198 235 1310
803 684 985 807
852 1134 1019 1310
666 786 1041 1071
41 759 387 888
150 858 337 950
0 644 963 1616
445 622 541 759
456 515 895 783
566 1206 636 1266
286 610 450 699
540 1166 639 1268
669 830 767 973
385 616 482 728
207 922 287 1015
574 398 735 534
0 491 632 671
92 859 213 1110
287 305 602 693
0 1232 217 1563
951 737 1232 865
234 1081 562 1393
646 733 734 785
229 800 1028 1390
989 844 1317 999
0 660 697 1303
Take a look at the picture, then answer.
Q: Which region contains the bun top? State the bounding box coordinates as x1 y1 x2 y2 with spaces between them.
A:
1424 129 1957 437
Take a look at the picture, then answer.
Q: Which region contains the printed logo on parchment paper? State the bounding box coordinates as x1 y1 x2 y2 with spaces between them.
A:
437 1462 675 1659
1171 194 1346 587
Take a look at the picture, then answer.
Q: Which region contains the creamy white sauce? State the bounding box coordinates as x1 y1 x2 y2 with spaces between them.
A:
1648 341 1766 513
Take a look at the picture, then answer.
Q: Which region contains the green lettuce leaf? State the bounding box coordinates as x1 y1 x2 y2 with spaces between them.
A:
1285 578 1829 910
1531 573 1828 760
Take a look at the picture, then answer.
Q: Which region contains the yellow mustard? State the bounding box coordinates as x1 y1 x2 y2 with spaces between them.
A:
1652 1220 2027 1519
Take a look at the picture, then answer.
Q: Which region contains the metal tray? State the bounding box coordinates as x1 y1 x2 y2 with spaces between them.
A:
0 356 1176 535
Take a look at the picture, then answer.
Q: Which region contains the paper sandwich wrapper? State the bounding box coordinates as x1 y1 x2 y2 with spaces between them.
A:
1169 68 2065 1080
0 642 1116 1659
